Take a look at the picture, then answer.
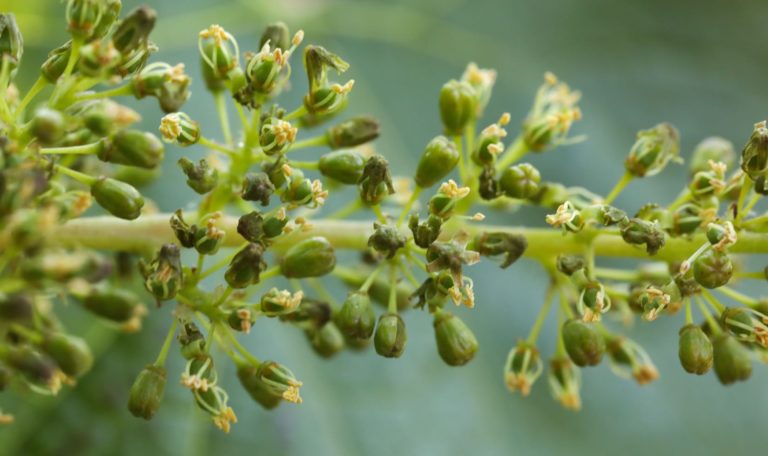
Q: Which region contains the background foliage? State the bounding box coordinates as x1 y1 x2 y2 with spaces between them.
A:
0 0 766 454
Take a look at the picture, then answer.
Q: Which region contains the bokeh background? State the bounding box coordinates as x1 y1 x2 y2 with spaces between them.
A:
0 0 767 454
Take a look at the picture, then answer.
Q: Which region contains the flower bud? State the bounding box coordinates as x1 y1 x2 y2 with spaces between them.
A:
98 130 164 169
132 63 190 113
236 364 282 410
693 249 733 289
548 357 581 411
438 80 476 135
78 40 120 78
178 322 207 359
374 313 407 358
256 361 303 403
41 332 93 378
128 365 166 420
66 0 112 39
306 322 345 358
624 122 680 177
278 297 331 329
719 307 757 339
678 324 713 375
620 218 665 255
358 154 395 205
367 222 407 259
0 14 23 71
112 6 156 54
241 172 275 206
690 137 735 175
4 346 58 391
159 112 200 146
82 287 145 324
326 116 380 149
0 293 33 322
740 120 768 179
259 118 297 155
318 150 366 184
504 341 542 396
280 237 336 278
409 214 442 249
336 292 375 340
260 288 302 317
561 319 605 367
712 333 752 385
472 232 527 269
90 177 144 220
499 163 541 199
259 22 290 51
192 216 225 255
178 158 218 194
41 42 72 82
414 136 460 188
225 243 267 289
29 108 65 146
433 311 478 366
139 243 183 301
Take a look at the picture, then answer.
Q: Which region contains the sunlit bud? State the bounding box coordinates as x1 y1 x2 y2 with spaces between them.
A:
30 108 65 146
90 177 144 220
624 122 680 177
561 319 605 367
82 287 145 325
112 6 156 54
547 357 581 411
225 243 267 289
306 322 345 358
690 137 735 175
433 311 478 366
280 237 336 278
606 336 659 385
414 136 460 188
178 158 218 194
98 130 164 169
257 361 303 404
472 232 527 269
336 292 375 341
367 222 407 259
128 365 166 420
499 163 541 199
241 172 275 206
678 324 713 375
438 80 476 136
374 313 407 358
504 341 542 396
0 14 23 71
693 249 733 289
139 243 182 301
326 116 380 149
358 154 395 205
318 149 366 185
712 333 752 385
41 332 93 379
461 62 497 116
620 218 665 255
409 214 443 249
159 112 200 146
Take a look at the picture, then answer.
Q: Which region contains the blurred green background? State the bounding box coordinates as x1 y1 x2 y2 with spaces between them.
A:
1 0 767 455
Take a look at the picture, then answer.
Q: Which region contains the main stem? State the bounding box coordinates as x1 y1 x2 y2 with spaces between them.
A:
45 214 768 262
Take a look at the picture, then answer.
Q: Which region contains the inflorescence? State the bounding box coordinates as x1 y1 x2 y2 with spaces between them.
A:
0 0 767 429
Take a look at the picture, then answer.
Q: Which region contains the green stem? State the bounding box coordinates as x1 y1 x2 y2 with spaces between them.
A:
213 91 233 146
153 318 179 367
75 83 133 102
593 267 639 282
667 188 691 212
198 136 236 156
734 174 753 225
53 164 97 185
15 76 48 117
396 186 422 227
527 286 555 344
325 199 363 220
453 135 468 186
603 171 633 205
685 299 693 325
223 325 261 366
371 204 387 223
359 261 386 293
714 286 757 308
289 160 320 170
387 261 398 314
283 105 307 121
290 135 329 151
495 136 528 172
694 295 721 334
40 141 102 155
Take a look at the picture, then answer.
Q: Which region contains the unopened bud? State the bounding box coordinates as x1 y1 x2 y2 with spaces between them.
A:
561 319 605 367
438 80 476 136
326 116 380 149
433 311 478 366
499 163 541 199
336 292 375 341
414 136 460 188
280 237 336 278
712 333 752 385
374 313 407 358
318 149 366 185
98 130 164 169
90 177 144 220
678 324 713 375
128 365 166 420
624 122 680 177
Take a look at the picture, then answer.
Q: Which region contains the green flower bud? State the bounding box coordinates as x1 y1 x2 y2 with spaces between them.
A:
41 332 93 378
280 171 314 206
336 292 375 340
499 163 541 199
472 232 527 269
326 116 380 149
90 177 144 220
178 158 218 194
241 172 275 206
0 293 33 322
98 130 164 169
693 249 733 289
256 361 303 403
690 137 735 175
740 120 768 179
278 297 331 330
306 322 345 358
367 222 407 259
66 0 113 39
225 243 267 289
409 214 442 249
128 365 166 420
29 108 65 146
78 40 120 78
82 287 145 324
41 41 72 82
561 319 605 367
263 213 289 238
374 313 407 358
620 218 665 255
438 80 476 136
93 0 121 38
192 217 225 255
139 244 183 301
260 118 297 155
112 6 156 54
358 154 395 205
318 149 366 184
259 22 290 51
433 311 478 366
720 307 755 338
414 136 460 188
280 236 336 278
624 122 680 177
0 14 23 71
4 345 58 390
236 364 282 410
79 99 141 135
678 324 713 375
712 333 752 385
